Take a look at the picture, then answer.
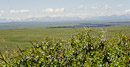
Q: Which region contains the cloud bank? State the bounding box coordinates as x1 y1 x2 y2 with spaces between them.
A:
125 9 130 13
10 10 30 13
42 8 64 13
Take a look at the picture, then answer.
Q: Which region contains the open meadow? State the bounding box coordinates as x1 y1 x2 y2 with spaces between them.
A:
0 25 130 51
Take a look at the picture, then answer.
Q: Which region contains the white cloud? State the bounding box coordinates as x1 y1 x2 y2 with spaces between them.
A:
27 15 34 18
76 5 111 11
77 5 85 9
42 8 64 13
0 10 6 13
42 8 54 13
103 5 111 10
114 12 122 15
55 8 64 12
125 9 130 13
76 5 111 10
10 10 30 13
89 6 99 10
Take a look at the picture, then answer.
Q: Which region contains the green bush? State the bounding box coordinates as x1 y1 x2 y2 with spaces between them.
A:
0 29 130 67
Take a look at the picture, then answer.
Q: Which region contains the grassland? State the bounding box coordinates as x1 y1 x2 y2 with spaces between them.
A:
0 25 130 51
0 28 77 51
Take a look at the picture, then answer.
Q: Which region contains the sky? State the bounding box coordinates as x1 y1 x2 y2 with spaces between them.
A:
0 0 130 20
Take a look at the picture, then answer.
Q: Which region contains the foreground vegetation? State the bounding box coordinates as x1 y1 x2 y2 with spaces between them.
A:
0 28 130 66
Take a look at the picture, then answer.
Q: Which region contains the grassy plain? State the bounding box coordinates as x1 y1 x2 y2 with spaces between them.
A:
0 25 130 51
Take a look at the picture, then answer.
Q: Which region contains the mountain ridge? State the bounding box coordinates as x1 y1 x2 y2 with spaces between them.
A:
0 14 130 22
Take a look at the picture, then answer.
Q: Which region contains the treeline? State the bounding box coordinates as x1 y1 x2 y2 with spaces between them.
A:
48 23 113 28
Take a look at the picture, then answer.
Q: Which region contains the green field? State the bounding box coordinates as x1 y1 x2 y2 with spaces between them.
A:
0 25 130 51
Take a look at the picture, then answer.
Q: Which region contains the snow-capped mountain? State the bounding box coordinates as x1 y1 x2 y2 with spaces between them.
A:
86 14 130 20
22 16 83 22
0 14 130 22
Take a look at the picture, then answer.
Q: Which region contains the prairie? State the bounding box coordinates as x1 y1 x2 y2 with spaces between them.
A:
0 25 130 51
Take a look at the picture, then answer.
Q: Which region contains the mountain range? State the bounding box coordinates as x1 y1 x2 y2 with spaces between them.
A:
87 14 130 20
0 14 130 22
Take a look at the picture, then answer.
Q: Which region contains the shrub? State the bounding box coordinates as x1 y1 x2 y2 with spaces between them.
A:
0 29 130 67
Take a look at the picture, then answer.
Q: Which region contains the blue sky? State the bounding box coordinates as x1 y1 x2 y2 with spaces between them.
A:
0 0 130 20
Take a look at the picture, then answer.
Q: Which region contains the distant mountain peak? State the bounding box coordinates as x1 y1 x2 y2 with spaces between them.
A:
0 14 130 22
